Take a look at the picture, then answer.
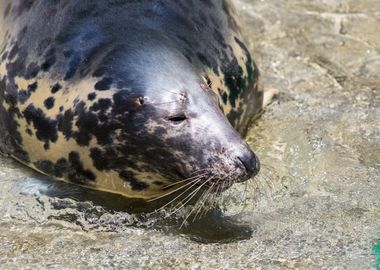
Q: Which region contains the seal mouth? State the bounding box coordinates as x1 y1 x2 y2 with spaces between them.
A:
153 160 254 203
149 168 249 207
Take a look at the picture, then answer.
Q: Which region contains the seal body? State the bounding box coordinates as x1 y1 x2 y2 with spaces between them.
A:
0 0 263 199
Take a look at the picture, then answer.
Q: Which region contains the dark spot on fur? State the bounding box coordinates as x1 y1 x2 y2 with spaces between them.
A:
43 142 49 150
218 88 228 104
34 155 92 182
67 151 96 183
0 77 30 162
88 92 96 101
92 67 107 77
95 77 113 91
90 98 111 112
51 83 62 94
119 170 148 191
89 147 118 171
73 100 120 146
54 158 68 178
112 90 136 115
28 82 38 92
22 104 58 148
17 90 30 104
73 108 97 145
57 109 74 139
17 82 38 104
34 158 68 179
204 75 212 88
44 97 55 109
34 160 56 177
90 147 107 171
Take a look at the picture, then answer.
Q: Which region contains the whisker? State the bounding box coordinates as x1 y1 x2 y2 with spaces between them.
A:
237 179 250 216
196 178 220 220
145 101 180 106
148 176 203 202
222 173 235 205
179 177 215 228
209 177 226 211
161 172 208 189
170 176 214 215
156 177 205 212
190 168 209 176
192 181 216 221
184 181 209 217
151 89 183 96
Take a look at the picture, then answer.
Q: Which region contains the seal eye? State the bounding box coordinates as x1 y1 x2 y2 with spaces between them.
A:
167 113 187 124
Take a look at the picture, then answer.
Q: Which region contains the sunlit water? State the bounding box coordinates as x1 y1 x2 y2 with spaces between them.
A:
0 0 379 269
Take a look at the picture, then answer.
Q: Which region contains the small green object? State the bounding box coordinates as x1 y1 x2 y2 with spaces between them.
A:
373 241 380 270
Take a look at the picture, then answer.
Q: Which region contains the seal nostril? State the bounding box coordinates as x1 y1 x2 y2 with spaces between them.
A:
237 152 260 177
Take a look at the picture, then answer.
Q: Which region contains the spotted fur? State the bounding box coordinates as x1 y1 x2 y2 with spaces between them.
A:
0 0 262 199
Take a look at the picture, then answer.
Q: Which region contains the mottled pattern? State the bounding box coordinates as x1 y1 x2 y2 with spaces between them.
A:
0 0 262 198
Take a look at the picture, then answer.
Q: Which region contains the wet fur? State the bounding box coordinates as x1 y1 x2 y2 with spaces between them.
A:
0 0 263 199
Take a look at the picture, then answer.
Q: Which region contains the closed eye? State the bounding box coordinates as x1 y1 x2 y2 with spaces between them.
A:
167 113 187 123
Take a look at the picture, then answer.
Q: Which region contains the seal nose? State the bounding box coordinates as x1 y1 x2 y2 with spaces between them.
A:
238 151 260 177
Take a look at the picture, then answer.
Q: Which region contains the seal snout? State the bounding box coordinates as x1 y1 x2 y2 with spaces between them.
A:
235 148 260 182
238 152 260 176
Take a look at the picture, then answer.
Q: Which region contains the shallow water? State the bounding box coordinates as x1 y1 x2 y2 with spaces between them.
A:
1 0 379 269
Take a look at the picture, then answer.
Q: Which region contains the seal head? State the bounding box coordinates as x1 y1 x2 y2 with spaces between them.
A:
83 39 260 195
